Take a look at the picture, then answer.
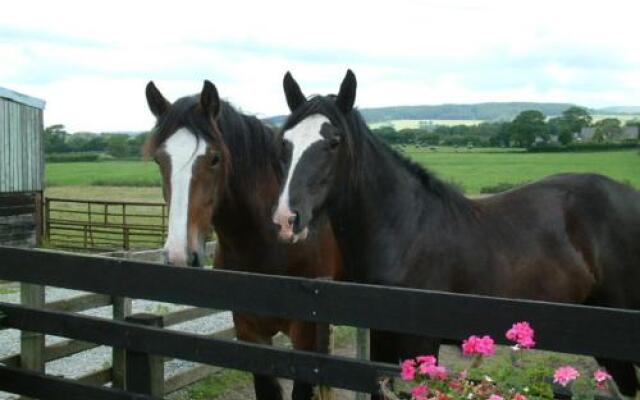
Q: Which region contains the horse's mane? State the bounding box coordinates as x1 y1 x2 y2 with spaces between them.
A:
282 95 474 216
145 95 281 188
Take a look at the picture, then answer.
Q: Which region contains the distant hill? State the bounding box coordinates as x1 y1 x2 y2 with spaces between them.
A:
595 106 640 114
263 102 579 126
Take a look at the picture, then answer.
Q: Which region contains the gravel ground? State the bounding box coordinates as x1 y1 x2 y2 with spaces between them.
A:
0 283 234 400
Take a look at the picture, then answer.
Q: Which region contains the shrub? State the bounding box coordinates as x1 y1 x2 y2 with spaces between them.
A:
46 151 103 162
91 177 162 187
527 142 638 153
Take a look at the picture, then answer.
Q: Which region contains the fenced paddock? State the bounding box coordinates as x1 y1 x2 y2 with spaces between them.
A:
0 246 638 399
44 198 167 252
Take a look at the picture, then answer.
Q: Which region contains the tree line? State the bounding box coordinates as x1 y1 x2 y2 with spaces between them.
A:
45 105 639 161
372 107 640 148
44 125 147 159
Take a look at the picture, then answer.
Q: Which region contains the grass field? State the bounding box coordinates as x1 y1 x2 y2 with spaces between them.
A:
46 160 161 187
45 149 640 198
404 147 640 194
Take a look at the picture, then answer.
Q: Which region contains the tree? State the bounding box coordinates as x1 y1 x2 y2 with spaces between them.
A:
509 110 548 148
548 117 573 145
562 106 592 134
106 135 128 158
593 118 622 142
44 124 69 153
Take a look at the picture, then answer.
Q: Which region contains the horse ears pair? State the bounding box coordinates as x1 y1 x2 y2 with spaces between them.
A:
146 69 357 119
284 69 357 114
146 80 220 119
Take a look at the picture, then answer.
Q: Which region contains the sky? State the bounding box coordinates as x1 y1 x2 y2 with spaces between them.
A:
2 0 640 132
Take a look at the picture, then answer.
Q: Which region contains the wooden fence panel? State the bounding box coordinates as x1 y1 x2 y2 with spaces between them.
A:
0 365 158 400
0 246 638 363
0 302 397 393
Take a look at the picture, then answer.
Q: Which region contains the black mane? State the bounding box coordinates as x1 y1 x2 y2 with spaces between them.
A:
149 95 281 186
283 95 474 215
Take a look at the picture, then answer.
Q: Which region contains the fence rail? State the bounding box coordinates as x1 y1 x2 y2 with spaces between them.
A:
44 197 167 252
0 246 638 399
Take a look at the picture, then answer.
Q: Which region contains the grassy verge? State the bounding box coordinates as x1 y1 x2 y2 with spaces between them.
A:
184 370 253 400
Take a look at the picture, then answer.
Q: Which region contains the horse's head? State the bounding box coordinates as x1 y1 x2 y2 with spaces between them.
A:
272 70 357 243
145 80 229 267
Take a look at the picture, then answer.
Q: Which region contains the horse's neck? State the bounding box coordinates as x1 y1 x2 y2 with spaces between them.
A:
330 140 470 283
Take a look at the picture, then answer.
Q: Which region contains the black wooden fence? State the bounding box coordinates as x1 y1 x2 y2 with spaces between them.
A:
0 246 639 399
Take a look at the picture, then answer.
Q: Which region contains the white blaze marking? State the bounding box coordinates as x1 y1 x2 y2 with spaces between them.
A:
275 114 329 217
164 128 207 264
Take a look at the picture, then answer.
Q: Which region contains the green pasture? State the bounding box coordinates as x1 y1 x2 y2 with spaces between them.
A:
403 147 640 194
46 160 161 188
45 149 640 198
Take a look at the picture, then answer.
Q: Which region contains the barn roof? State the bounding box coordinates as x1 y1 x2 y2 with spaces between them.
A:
0 86 46 110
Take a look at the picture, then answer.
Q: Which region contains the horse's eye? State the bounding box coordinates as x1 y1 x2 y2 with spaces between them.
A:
329 136 341 149
211 153 221 167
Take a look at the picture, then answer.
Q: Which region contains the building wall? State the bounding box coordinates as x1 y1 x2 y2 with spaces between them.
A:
0 97 44 193
0 192 39 247
0 93 45 247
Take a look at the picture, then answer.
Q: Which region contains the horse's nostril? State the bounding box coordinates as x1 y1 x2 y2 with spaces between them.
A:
188 252 200 268
287 212 299 228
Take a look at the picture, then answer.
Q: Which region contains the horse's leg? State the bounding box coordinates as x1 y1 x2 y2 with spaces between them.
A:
288 321 332 400
595 358 639 399
370 330 441 400
234 313 283 400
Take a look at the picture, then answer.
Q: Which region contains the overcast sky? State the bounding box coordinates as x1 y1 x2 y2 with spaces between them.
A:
2 0 640 132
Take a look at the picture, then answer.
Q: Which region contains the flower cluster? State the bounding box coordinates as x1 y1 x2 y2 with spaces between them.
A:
382 321 613 400
505 322 535 349
462 335 495 356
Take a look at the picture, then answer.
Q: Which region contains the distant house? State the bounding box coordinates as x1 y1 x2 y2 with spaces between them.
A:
578 127 596 141
578 126 638 142
620 126 639 140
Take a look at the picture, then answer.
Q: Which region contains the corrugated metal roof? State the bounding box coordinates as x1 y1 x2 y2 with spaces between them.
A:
0 87 46 110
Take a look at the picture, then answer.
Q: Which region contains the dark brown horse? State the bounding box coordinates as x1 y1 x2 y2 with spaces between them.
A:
272 70 640 399
144 80 342 400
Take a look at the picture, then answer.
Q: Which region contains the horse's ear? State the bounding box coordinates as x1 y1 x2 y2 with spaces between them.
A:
200 80 221 119
146 81 170 118
283 71 306 112
336 69 357 113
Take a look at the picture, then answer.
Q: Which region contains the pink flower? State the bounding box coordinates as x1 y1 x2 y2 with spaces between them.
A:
401 359 417 381
489 396 504 400
458 370 468 380
506 322 536 348
512 394 527 400
553 366 580 386
412 385 428 398
417 355 439 375
593 369 612 389
421 363 448 380
417 355 437 366
462 335 495 356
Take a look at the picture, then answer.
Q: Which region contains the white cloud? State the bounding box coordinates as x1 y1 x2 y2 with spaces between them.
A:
1 0 640 131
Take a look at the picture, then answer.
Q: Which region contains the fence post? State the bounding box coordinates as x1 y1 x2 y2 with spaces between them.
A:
112 296 132 389
355 328 370 400
125 313 164 396
44 198 50 244
20 283 45 400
